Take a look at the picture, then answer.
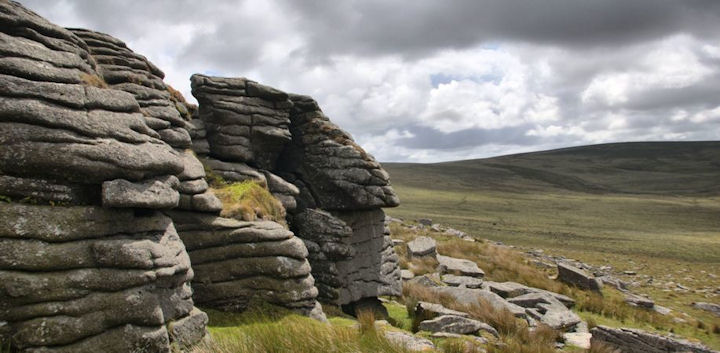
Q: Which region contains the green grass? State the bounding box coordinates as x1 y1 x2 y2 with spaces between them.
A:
211 180 286 224
192 305 425 353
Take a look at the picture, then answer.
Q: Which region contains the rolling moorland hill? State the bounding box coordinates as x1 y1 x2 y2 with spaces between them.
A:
383 141 720 347
383 140 720 263
384 141 720 195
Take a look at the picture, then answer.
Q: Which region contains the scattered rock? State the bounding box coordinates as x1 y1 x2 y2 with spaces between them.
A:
417 218 433 226
401 269 415 280
557 262 602 292
407 236 437 258
437 255 485 278
692 302 720 317
625 293 654 309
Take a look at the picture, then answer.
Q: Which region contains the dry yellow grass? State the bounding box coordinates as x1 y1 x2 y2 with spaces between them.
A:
79 72 108 88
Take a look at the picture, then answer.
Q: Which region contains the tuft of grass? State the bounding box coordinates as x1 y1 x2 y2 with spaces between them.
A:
166 84 187 103
211 180 286 224
192 305 421 353
79 72 108 88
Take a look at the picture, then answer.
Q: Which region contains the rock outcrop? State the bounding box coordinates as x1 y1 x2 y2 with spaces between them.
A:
1 0 404 349
167 210 324 320
0 2 207 351
189 75 402 309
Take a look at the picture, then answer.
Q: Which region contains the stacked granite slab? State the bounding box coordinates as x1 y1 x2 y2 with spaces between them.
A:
190 75 402 309
68 28 221 215
280 94 402 306
0 1 207 351
167 210 324 320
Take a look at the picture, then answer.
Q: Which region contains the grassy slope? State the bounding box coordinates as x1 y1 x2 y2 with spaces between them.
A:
383 141 720 326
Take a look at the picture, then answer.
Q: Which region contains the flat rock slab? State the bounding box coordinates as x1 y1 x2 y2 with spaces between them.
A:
437 255 484 278
692 302 720 317
419 315 498 337
485 281 531 298
433 287 527 318
407 236 437 258
102 176 179 209
442 274 483 289
591 325 718 353
415 301 470 318
625 293 654 309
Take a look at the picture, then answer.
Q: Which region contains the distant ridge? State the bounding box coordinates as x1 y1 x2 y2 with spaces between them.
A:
384 141 720 195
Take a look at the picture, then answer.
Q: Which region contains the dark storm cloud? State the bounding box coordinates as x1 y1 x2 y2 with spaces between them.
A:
281 0 720 57
18 0 720 162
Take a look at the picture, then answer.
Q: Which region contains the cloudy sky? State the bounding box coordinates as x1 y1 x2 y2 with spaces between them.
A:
23 0 720 162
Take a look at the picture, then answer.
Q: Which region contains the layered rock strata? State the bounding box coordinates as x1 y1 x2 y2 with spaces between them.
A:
0 2 207 351
167 211 324 320
67 29 221 214
281 94 402 306
189 75 402 308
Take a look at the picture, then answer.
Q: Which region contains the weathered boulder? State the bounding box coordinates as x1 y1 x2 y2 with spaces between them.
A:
432 287 527 318
625 293 654 309
406 236 437 258
591 325 718 353
0 205 206 352
191 74 292 170
167 210 323 319
0 2 207 351
68 29 219 214
437 255 485 278
278 93 399 210
557 262 602 292
419 315 498 337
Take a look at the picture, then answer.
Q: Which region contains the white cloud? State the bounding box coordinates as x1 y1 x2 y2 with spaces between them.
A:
21 1 720 162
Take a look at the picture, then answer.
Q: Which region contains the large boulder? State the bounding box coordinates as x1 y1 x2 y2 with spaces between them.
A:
0 205 207 352
0 2 207 351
